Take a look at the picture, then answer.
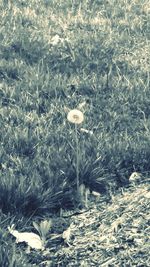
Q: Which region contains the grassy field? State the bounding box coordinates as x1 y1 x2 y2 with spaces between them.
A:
0 0 149 265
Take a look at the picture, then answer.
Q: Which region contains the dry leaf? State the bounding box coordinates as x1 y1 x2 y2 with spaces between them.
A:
8 225 44 250
111 218 123 232
62 226 71 243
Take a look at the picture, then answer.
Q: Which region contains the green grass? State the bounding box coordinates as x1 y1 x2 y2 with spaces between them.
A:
0 0 149 264
0 0 149 212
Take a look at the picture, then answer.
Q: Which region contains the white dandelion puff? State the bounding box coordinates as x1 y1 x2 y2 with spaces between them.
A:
67 109 84 124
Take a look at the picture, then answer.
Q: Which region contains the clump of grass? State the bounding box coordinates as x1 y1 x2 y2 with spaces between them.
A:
0 243 25 267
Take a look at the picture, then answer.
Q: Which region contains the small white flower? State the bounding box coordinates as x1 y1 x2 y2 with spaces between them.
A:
67 109 84 124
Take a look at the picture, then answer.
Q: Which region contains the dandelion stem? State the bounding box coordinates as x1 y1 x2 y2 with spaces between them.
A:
75 124 79 193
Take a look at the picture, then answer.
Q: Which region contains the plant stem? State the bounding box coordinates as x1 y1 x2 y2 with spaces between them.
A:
75 124 79 193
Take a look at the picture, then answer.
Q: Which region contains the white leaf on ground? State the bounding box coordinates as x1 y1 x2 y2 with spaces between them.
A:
62 223 75 245
62 226 71 242
129 172 142 181
8 225 44 250
144 191 150 198
91 191 101 197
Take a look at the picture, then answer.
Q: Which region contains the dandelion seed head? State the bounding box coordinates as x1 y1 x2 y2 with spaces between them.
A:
67 109 84 124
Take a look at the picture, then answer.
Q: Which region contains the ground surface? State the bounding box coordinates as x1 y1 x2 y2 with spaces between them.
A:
39 182 150 266
1 180 149 266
